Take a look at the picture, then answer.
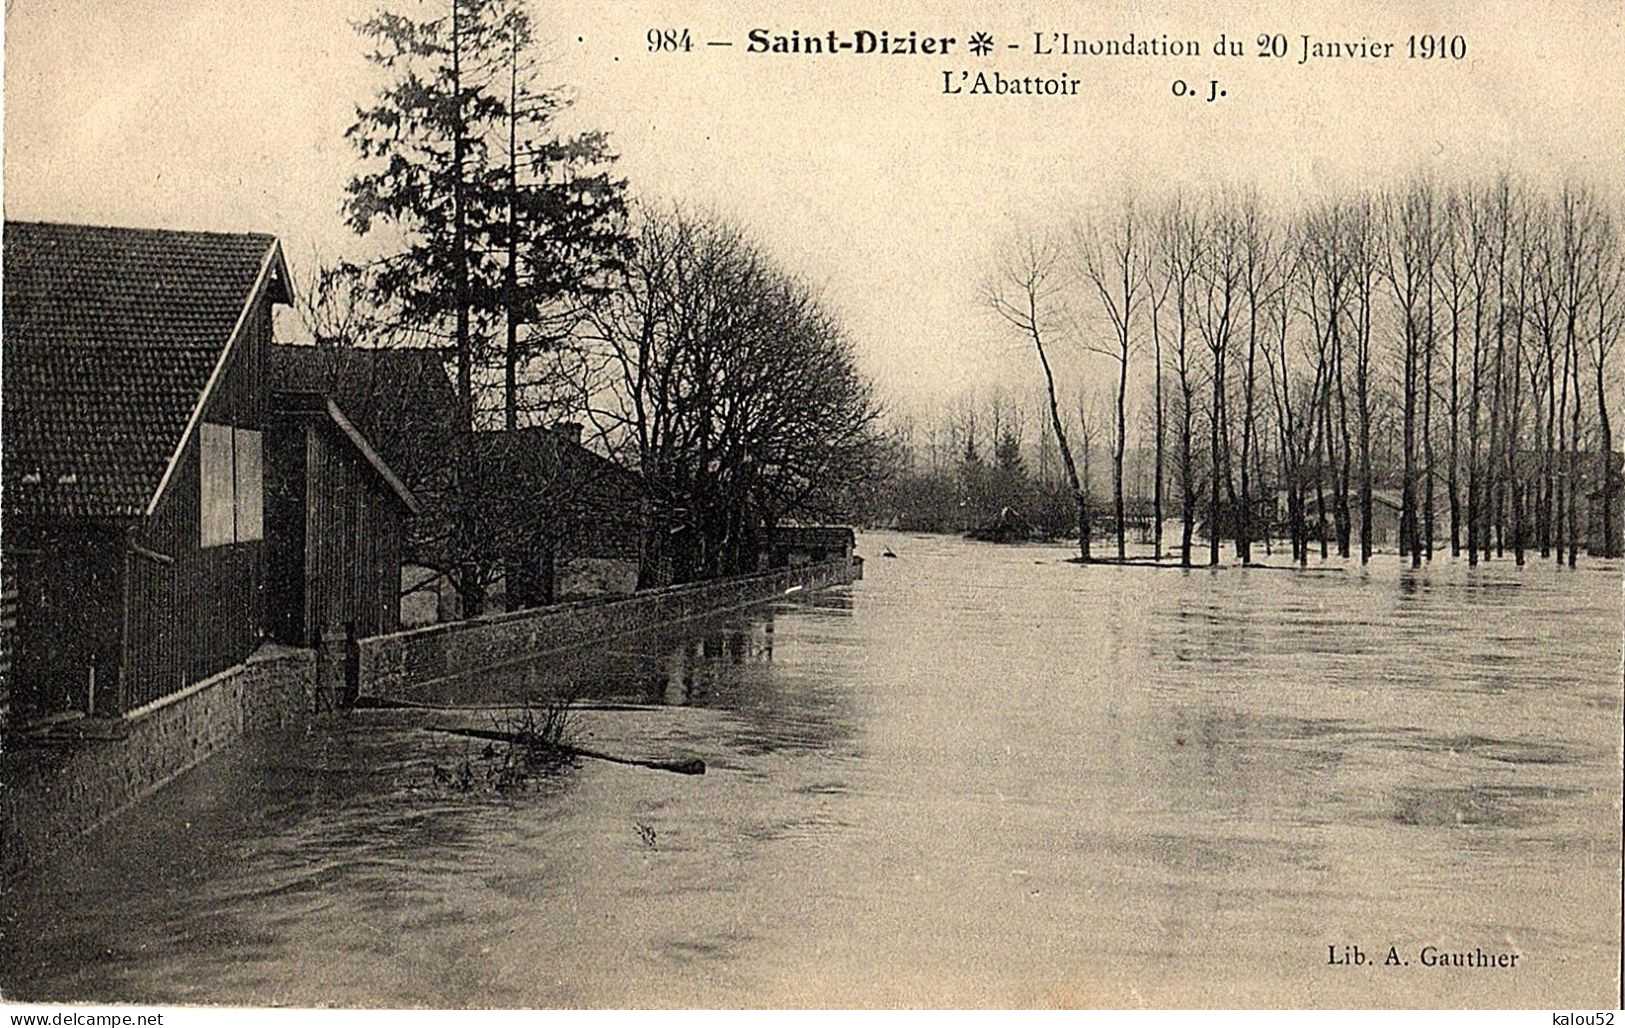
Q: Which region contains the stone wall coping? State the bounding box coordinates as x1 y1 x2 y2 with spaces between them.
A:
121 642 314 725
366 559 850 647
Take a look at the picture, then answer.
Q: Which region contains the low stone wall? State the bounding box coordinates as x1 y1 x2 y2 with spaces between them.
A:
556 556 640 600
359 558 856 699
1 644 316 877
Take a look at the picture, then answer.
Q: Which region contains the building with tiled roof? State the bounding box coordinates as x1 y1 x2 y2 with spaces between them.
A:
267 342 460 499
2 221 291 723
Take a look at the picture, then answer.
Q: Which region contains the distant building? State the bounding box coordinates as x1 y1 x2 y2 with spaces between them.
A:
1565 450 1624 556
542 424 648 600
466 424 646 608
767 526 856 568
1365 489 1404 548
2 221 292 723
1584 451 1624 555
966 506 1035 543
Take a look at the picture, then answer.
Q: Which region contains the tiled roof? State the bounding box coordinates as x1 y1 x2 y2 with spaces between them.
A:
484 424 642 492
268 343 461 489
471 426 644 559
3 221 285 518
270 343 644 558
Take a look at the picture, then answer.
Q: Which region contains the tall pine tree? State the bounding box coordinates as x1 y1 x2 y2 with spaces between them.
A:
344 0 627 430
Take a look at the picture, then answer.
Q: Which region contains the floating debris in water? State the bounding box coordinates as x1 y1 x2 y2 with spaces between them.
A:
635 821 659 849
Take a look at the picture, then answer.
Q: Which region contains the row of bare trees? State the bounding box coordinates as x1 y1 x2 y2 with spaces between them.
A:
577 207 888 583
988 174 1624 568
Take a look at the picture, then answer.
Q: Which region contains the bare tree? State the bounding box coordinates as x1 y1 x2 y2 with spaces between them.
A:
1556 184 1600 566
1589 208 1623 556
1345 195 1381 563
1382 180 1439 568
585 206 883 583
1437 188 1475 557
1076 387 1104 536
1233 193 1287 564
1078 199 1147 560
986 232 1091 559
1264 246 1313 564
1158 198 1205 567
1503 180 1534 566
1526 198 1564 560
1461 186 1493 565
1298 218 1340 563
1196 200 1243 565
1145 237 1172 560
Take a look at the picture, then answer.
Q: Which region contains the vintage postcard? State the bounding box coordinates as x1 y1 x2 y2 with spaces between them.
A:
1 0 1621 1012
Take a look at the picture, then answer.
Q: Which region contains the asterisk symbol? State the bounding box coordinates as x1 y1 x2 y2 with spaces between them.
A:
968 31 993 56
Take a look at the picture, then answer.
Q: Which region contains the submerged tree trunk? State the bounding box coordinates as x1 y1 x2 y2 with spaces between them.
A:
1567 324 1582 567
1423 279 1437 561
1180 387 1196 568
1486 303 1505 563
1315 394 1330 561
1153 322 1166 560
1598 330 1617 558
1114 356 1127 560
1239 309 1259 564
1509 284 1529 566
1447 285 1464 558
1333 324 1353 558
1402 314 1420 568
1466 282 1484 567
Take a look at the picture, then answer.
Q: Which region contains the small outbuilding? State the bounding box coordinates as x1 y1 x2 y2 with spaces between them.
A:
265 391 420 647
269 342 460 623
766 525 857 568
2 222 425 726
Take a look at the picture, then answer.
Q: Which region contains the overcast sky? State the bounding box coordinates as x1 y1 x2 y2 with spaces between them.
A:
5 0 1624 410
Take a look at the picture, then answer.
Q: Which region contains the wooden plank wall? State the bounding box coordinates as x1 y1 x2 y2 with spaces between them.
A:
264 422 309 644
304 425 403 640
6 523 124 718
122 290 273 710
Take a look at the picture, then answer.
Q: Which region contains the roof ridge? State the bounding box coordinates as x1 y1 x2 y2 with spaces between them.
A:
4 218 277 243
272 340 455 353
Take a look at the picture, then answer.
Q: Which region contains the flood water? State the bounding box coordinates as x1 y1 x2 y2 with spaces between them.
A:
3 532 1620 1008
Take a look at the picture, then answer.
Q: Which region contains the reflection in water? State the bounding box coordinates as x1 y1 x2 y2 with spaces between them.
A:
2 534 1619 1008
656 621 772 707
1388 784 1579 829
